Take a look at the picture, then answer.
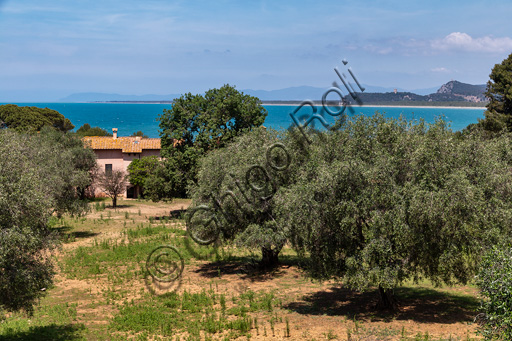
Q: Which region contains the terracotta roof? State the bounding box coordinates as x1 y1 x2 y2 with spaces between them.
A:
82 136 161 153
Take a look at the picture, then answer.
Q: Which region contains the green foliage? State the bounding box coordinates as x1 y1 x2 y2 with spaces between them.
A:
109 288 279 339
127 156 160 189
476 246 512 340
0 104 74 133
188 127 305 266
37 127 98 212
60 222 194 282
151 84 267 199
0 129 96 314
75 123 112 137
0 133 57 313
0 302 85 340
479 53 512 133
274 113 512 305
131 131 148 138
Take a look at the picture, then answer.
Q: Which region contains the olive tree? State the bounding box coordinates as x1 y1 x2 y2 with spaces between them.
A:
187 127 308 267
37 127 98 212
274 113 512 309
0 129 95 314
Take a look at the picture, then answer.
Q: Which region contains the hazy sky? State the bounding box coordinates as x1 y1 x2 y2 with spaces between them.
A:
1 0 512 101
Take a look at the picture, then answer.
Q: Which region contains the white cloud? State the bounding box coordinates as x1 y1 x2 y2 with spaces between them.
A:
431 67 450 73
431 32 512 53
362 44 393 55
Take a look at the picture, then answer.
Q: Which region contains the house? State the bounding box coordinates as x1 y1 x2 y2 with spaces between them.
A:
83 128 161 198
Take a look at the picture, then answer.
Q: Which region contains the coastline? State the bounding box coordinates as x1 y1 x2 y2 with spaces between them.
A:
34 101 485 110
262 103 486 110
2 101 485 111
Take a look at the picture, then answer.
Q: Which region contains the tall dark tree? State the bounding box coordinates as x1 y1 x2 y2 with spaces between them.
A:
479 53 512 132
149 84 267 199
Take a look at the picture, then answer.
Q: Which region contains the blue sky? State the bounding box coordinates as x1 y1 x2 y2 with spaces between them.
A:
1 0 512 101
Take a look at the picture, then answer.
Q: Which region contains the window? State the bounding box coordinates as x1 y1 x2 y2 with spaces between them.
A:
105 164 112 175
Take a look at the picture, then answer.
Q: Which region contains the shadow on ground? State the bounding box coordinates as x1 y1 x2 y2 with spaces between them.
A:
0 323 85 340
68 231 99 239
105 204 133 209
52 226 99 240
149 208 187 222
194 260 290 282
284 285 479 324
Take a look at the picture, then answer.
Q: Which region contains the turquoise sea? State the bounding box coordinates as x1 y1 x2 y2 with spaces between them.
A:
1 103 486 138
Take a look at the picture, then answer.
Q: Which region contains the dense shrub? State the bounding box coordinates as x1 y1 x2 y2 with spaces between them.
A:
127 156 160 198
477 246 512 340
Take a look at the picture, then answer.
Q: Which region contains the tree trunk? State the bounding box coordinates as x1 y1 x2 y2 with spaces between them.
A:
112 196 117 208
377 286 398 310
260 247 279 269
77 187 86 200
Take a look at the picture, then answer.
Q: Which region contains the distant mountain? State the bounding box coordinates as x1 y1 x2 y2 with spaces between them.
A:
60 92 180 102
434 80 486 101
61 85 414 103
242 85 405 100
60 81 487 104
344 80 487 106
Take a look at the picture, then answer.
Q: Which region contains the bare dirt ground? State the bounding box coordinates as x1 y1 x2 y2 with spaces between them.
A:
47 198 481 340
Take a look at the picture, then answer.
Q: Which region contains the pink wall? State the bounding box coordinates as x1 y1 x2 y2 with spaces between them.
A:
94 149 160 173
92 149 160 197
95 150 125 173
